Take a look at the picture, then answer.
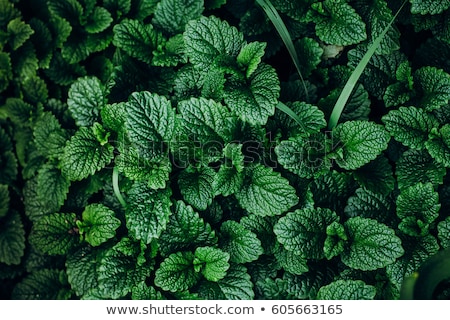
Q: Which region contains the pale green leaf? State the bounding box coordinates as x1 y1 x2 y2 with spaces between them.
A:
77 204 121 246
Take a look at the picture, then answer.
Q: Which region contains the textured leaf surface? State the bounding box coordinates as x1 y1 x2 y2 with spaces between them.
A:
438 218 450 249
36 165 70 211
396 183 440 236
12 269 70 300
153 0 204 35
274 245 309 275
425 124 450 167
77 204 121 246
334 121 390 170
353 156 395 195
66 246 102 297
194 247 230 282
155 251 200 292
184 15 244 68
61 127 114 181
224 63 279 125
237 41 266 78
317 280 376 300
396 149 446 189
85 7 113 34
159 201 216 256
311 0 366 46
0 211 25 265
219 220 263 264
33 112 68 159
274 208 339 259
113 19 163 64
178 166 215 211
342 217 404 271
0 185 8 218
414 67 450 111
382 106 439 149
344 188 393 224
409 0 450 15
7 18 34 50
126 182 172 244
68 77 106 127
29 213 78 256
235 164 298 216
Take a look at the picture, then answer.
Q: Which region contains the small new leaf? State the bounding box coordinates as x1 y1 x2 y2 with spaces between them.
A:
237 41 266 78
194 247 230 282
77 204 121 246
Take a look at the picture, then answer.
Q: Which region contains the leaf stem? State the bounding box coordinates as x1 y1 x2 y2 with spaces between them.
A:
112 166 127 207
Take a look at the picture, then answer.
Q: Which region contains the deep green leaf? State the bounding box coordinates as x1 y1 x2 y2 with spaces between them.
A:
414 67 450 111
235 164 298 216
29 213 79 256
317 280 376 300
132 282 164 300
426 124 450 167
194 246 230 282
33 113 68 159
353 155 395 195
274 208 339 259
219 220 263 264
36 164 70 211
154 251 200 292
438 218 450 249
152 0 204 35
178 166 215 211
342 217 404 271
274 245 309 275
12 269 70 300
0 185 8 218
61 127 114 181
409 0 450 15
85 7 113 33
66 246 102 297
7 18 34 50
77 204 121 246
0 211 25 265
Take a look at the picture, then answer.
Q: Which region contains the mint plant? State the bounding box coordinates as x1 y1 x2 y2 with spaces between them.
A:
1 0 450 300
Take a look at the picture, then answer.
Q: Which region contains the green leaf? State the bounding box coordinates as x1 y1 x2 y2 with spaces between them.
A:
126 91 176 157
438 217 450 249
178 97 231 144
317 280 376 300
274 208 339 259
324 221 347 260
293 37 324 77
33 112 69 159
194 247 230 282
219 220 263 264
352 155 395 195
22 76 48 104
155 251 200 292
426 124 450 167
237 41 266 78
104 0 131 16
68 76 106 127
152 34 187 67
113 19 164 64
409 0 450 15
101 102 126 133
274 245 309 275
396 183 440 237
396 149 446 189
184 15 244 68
132 282 164 300
386 235 439 290
85 7 113 33
36 164 70 211
414 67 450 111
23 178 55 222
7 18 34 50
66 246 102 297
333 120 390 170
153 0 204 35
117 148 171 190
382 106 439 149
48 0 84 22
178 166 215 211
235 164 298 216
310 0 366 46
61 126 114 181
0 211 25 265
77 204 121 246
12 269 70 300
275 134 331 179
224 63 280 125
98 237 149 299
29 213 79 255
159 200 216 256
197 264 254 299
344 188 394 225
125 182 172 244
342 217 404 271
0 185 8 218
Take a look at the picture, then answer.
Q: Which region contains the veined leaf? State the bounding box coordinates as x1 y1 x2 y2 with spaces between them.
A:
77 204 121 246
155 251 200 292
274 208 339 259
317 280 376 300
153 0 204 35
194 246 230 282
342 217 404 271
12 269 70 300
425 124 450 167
414 66 450 111
235 164 298 216
0 211 25 265
33 112 69 159
7 18 34 50
36 164 70 211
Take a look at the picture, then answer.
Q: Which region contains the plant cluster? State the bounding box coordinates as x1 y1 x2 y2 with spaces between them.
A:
1 0 450 300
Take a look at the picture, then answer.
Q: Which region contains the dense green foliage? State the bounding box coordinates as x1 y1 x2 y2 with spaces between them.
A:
1 0 450 300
